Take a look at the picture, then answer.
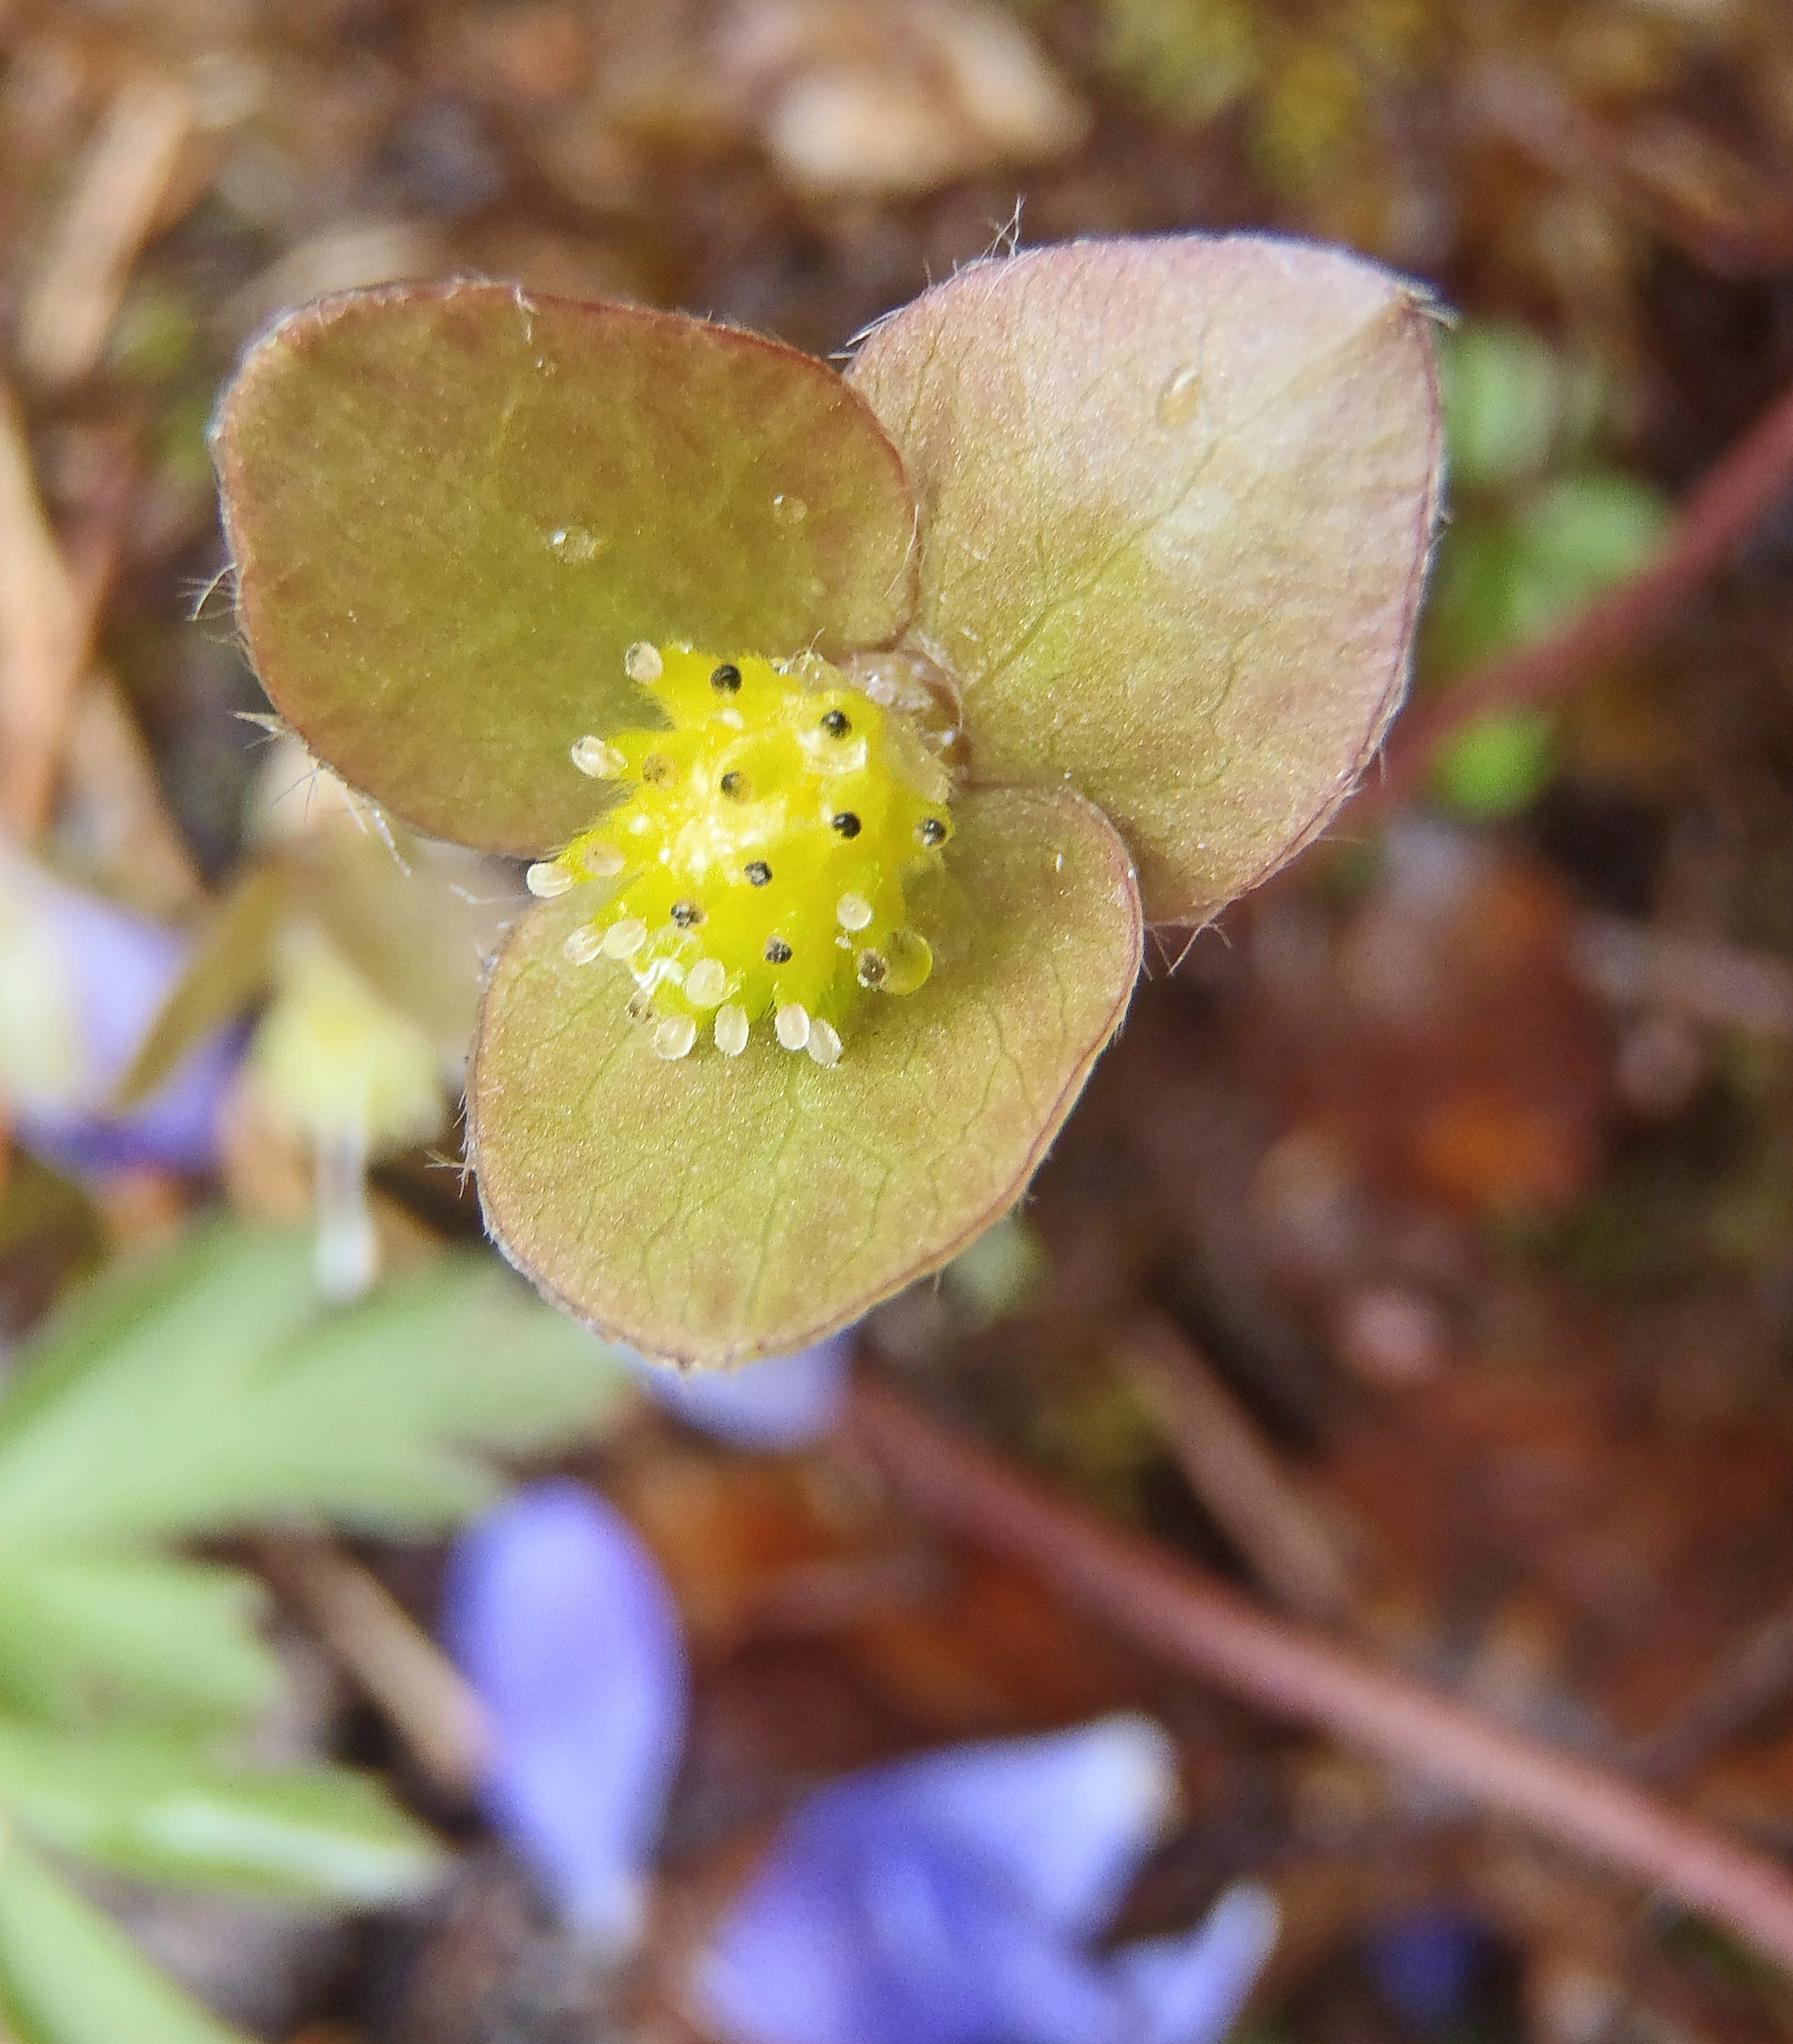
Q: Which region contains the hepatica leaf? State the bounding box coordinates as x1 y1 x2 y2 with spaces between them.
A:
471 785 1141 1363
848 236 1444 923
216 237 1440 1365
215 282 917 855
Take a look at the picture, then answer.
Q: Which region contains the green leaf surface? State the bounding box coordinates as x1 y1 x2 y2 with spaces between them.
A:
0 1838 247 2044
847 236 1444 924
1431 709 1558 820
1440 321 1606 494
1424 471 1669 675
0 1225 635 1545
216 282 917 855
0 1724 441 1901
0 1553 277 1734
470 783 1142 1365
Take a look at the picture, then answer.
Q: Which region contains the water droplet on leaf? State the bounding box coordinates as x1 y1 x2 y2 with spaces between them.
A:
879 927 932 995
547 525 603 563
1156 362 1203 428
771 492 808 526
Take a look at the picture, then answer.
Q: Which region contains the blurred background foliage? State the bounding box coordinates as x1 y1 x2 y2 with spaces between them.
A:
5 0 1793 2040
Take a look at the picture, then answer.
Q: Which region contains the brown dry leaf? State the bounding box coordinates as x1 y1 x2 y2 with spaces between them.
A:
15 69 196 389
725 0 1089 199
0 379 85 838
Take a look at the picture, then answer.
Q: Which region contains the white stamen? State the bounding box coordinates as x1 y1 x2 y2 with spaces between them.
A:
601 917 648 958
570 734 627 777
624 641 664 682
807 1017 842 1066
836 892 873 931
563 925 605 964
718 707 744 729
715 1005 750 1056
651 1014 698 1060
526 860 573 897
686 957 726 1007
581 842 624 878
775 1002 811 1052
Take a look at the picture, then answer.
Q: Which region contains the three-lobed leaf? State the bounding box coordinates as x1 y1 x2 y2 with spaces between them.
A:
213 240 1442 1359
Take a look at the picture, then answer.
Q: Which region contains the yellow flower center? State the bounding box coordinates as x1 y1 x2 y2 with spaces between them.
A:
529 643 954 1064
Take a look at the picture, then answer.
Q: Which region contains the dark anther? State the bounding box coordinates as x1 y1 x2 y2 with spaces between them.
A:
832 811 862 838
720 770 745 797
821 709 851 737
856 949 888 988
670 900 703 927
764 937 793 964
917 817 948 846
710 662 742 693
745 860 772 886
641 753 675 784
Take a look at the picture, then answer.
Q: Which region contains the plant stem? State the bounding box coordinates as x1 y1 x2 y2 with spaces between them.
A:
847 1372 1793 1974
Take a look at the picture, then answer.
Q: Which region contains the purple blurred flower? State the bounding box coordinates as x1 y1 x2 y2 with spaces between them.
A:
442 1478 687 1949
1366 1907 1489 2034
0 847 236 1175
697 1716 1278 2044
445 1482 1275 2037
628 1335 849 1449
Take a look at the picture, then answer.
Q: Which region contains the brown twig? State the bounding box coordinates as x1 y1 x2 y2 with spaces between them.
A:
255 1535 491 1798
1629 1597 1793 1788
1117 1310 1359 1624
846 1372 1793 1974
1370 371 1793 810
